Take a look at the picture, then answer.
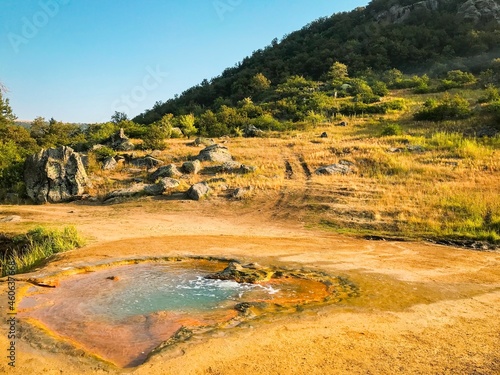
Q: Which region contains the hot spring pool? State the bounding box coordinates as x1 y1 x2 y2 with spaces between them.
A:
18 258 349 368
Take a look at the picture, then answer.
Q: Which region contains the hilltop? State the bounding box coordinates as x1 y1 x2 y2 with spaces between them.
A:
134 0 500 124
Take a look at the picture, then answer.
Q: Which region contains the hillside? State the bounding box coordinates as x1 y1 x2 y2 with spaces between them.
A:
134 0 500 124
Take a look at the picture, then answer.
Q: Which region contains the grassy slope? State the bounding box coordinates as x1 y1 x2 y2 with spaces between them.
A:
91 87 500 247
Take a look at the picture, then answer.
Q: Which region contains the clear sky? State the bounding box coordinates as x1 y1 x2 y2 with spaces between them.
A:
1 0 369 123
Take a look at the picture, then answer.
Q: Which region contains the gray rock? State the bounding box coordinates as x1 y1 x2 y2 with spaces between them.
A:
159 178 180 189
196 144 233 163
218 161 256 174
107 128 135 151
375 0 439 24
244 125 264 138
130 156 164 169
105 184 146 200
24 146 90 204
320 132 328 138
406 145 425 153
116 140 135 151
143 182 166 196
186 182 211 200
102 156 117 170
315 163 355 175
182 160 201 174
458 0 500 23
232 187 252 200
190 137 215 147
150 164 182 180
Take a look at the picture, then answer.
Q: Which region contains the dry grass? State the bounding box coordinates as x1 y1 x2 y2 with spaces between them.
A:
86 98 500 245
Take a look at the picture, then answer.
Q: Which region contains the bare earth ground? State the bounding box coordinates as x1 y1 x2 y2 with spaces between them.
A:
0 199 499 374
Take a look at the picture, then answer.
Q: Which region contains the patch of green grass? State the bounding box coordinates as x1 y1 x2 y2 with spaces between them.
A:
1 226 85 276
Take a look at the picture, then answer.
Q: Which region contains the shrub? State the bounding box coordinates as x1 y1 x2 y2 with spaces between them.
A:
380 124 403 136
414 94 471 121
92 145 116 161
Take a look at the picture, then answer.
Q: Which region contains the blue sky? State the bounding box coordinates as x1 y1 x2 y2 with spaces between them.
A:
1 0 369 123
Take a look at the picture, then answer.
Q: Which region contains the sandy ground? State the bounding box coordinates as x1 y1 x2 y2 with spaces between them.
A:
0 199 499 374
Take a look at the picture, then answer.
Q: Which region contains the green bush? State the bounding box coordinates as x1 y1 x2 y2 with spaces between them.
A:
380 124 403 136
414 94 471 121
92 145 116 161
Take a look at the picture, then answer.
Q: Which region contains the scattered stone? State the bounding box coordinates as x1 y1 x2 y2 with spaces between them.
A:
150 164 182 180
218 161 256 174
104 184 146 201
182 160 201 174
106 276 119 281
102 156 117 170
0 215 21 222
196 144 233 163
143 182 167 196
190 137 216 147
24 146 90 204
130 156 163 169
406 145 425 153
337 121 348 127
315 163 355 175
205 262 274 284
232 187 253 200
159 178 180 189
320 132 328 138
244 125 264 138
186 182 211 201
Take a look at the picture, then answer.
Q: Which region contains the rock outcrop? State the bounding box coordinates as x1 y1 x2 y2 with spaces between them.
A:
458 0 500 23
24 146 90 204
375 0 439 24
196 144 233 163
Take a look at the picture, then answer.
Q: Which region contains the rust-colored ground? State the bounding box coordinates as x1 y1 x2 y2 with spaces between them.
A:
0 199 499 374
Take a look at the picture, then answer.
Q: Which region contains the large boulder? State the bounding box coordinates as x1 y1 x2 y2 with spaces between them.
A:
186 182 211 200
196 144 233 163
24 146 90 204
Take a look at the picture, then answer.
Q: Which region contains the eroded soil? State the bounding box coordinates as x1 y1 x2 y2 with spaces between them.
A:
0 199 499 374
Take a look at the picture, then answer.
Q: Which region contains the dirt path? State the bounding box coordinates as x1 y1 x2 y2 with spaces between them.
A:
0 200 499 374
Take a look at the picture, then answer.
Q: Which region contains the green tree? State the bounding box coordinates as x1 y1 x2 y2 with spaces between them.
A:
328 62 349 85
0 90 16 127
251 73 271 91
177 114 198 138
111 111 128 124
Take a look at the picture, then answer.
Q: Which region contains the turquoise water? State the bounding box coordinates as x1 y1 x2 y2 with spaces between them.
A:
37 262 278 320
